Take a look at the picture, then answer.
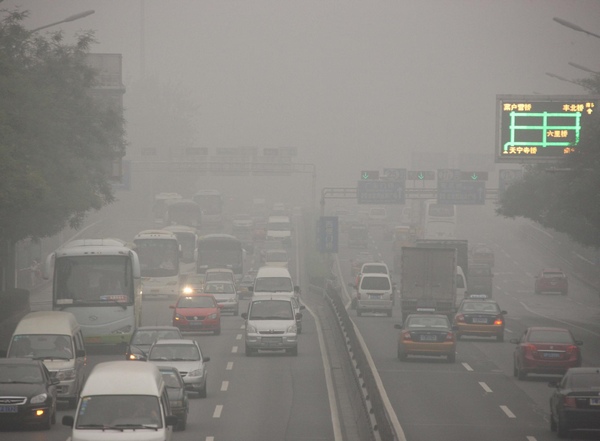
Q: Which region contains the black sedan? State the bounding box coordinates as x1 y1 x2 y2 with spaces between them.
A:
0 358 59 430
158 366 189 431
549 367 600 438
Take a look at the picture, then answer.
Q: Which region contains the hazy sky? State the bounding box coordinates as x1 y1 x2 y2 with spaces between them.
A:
4 0 600 191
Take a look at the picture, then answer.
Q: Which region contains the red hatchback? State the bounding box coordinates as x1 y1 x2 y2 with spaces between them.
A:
511 327 582 380
170 294 221 335
535 268 568 295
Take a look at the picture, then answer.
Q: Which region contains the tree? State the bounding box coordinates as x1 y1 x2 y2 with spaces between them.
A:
496 99 600 248
0 9 125 288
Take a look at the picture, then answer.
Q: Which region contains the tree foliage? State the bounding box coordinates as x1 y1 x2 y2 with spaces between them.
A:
0 9 125 244
496 103 600 248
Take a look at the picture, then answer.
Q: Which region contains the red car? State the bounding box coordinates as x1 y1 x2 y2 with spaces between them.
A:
511 327 582 380
535 268 568 295
170 294 221 335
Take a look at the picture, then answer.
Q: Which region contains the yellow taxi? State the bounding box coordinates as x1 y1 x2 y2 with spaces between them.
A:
453 299 507 342
394 313 457 363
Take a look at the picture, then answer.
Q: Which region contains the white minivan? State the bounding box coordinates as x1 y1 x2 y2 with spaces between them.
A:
62 361 178 441
7 311 86 408
251 266 300 299
266 215 292 245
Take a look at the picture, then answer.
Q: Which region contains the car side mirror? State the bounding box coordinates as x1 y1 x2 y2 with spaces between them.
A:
501 310 507 315
203 356 210 362
509 338 520 344
575 340 583 346
295 313 303 320
241 312 248 320
299 305 306 310
76 349 86 358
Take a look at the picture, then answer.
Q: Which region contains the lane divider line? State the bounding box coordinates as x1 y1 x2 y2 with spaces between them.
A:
226 361 233 370
462 362 474 371
221 381 229 392
500 405 516 418
231 346 238 353
479 382 492 393
213 405 223 418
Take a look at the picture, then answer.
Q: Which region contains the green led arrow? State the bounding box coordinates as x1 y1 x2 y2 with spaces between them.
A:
418 172 424 180
362 172 369 179
471 173 478 180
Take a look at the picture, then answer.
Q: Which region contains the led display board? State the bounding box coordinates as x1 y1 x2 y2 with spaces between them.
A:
495 95 599 163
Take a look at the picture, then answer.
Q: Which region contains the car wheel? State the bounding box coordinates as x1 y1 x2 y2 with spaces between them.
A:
51 402 56 425
198 385 207 399
397 347 407 361
178 414 187 431
287 346 298 356
550 413 557 432
557 416 569 438
214 327 221 336
497 333 504 342
517 364 527 381
297 326 302 335
447 352 456 363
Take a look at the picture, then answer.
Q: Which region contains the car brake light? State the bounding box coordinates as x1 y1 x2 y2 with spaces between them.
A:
402 331 412 341
563 396 577 408
455 314 465 323
522 344 537 355
565 345 578 354
445 332 455 341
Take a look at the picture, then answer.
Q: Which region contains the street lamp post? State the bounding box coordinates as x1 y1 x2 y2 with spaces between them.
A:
553 17 600 40
29 10 95 33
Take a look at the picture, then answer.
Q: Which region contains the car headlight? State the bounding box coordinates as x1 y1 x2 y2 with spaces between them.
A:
208 313 218 319
286 323 298 333
246 323 257 334
30 393 48 404
188 367 204 377
175 313 184 321
54 368 76 381
112 325 132 335
182 286 194 294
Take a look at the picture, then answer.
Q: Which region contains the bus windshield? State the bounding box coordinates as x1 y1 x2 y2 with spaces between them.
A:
54 255 133 305
134 239 179 277
197 236 243 275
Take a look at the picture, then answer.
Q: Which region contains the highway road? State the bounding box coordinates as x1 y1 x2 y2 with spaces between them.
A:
336 203 600 441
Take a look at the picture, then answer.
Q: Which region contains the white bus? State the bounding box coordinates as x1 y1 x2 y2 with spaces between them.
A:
152 192 182 225
44 239 142 347
133 230 180 298
192 189 223 229
422 200 457 239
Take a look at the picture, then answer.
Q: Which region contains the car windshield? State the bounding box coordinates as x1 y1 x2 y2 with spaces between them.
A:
204 283 235 294
177 296 216 308
9 334 73 360
528 330 573 344
543 272 565 278
406 317 449 329
460 302 500 313
360 276 390 291
249 300 294 320
75 395 162 429
149 344 200 361
132 329 181 346
160 370 183 389
362 265 387 274
0 364 42 383
568 373 600 389
254 277 293 293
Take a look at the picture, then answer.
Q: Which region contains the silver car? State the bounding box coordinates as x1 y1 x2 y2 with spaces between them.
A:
203 281 239 315
145 339 210 398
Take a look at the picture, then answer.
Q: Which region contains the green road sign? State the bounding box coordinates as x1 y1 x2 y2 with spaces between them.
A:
407 170 435 180
361 170 379 180
459 171 489 181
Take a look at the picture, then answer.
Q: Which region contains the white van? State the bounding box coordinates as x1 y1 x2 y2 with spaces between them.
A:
252 266 300 299
356 273 394 317
266 215 292 245
62 361 178 441
241 296 301 356
7 311 86 408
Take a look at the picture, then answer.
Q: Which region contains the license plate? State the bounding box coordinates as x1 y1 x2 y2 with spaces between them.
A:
262 337 282 345
0 406 18 413
472 318 488 324
189 321 203 326
542 352 561 358
590 398 600 406
369 294 382 299
420 335 438 342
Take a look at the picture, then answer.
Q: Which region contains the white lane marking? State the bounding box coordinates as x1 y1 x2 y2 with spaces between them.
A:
236 334 242 340
226 361 233 370
526 437 537 441
500 405 516 418
462 362 473 371
240 324 245 329
221 381 229 392
213 405 223 418
479 382 492 393
206 437 215 441
505 328 514 334
232 346 238 353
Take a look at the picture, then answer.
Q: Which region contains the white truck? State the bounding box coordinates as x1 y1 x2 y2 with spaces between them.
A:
400 246 457 318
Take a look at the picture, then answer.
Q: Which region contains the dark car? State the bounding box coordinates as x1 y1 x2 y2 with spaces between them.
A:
0 358 59 430
238 274 255 299
125 326 183 361
549 367 600 438
535 268 568 295
511 327 582 380
158 366 189 431
453 299 506 342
